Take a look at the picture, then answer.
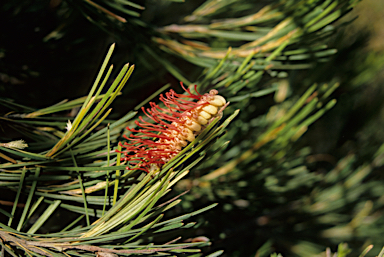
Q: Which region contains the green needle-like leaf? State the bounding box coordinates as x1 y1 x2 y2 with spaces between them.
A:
27 200 61 234
16 168 41 231
8 167 26 227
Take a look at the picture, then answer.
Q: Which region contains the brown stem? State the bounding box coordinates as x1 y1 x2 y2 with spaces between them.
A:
0 230 195 256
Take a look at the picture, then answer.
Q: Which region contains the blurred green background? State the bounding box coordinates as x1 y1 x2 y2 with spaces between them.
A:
1 0 384 256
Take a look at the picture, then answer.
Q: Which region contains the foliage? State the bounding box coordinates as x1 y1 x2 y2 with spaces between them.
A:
1 0 384 256
0 43 241 256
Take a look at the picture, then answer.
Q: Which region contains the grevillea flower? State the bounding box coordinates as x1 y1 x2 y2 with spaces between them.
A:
118 83 228 173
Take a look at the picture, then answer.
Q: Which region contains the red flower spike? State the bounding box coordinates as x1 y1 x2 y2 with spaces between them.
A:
118 83 229 173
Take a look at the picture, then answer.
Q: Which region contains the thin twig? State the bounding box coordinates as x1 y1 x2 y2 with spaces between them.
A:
0 230 195 255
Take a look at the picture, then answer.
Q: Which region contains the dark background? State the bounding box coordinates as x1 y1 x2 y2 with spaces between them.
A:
1 0 384 256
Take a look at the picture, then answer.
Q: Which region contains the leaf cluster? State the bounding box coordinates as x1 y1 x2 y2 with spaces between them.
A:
3 0 384 257
0 43 240 256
